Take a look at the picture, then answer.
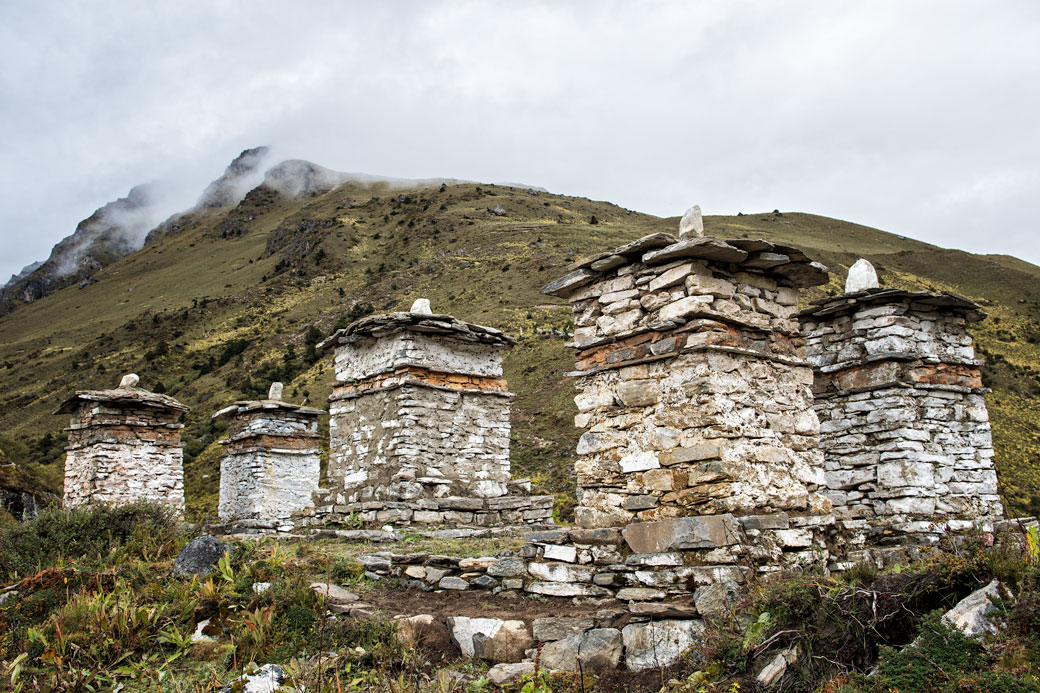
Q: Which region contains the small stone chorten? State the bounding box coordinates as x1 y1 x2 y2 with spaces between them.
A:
312 299 554 527
213 382 325 533
541 206 833 580
799 259 1004 567
56 374 188 514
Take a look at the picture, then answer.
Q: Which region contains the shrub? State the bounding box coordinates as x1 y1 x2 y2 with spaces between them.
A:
853 610 1037 693
0 502 180 579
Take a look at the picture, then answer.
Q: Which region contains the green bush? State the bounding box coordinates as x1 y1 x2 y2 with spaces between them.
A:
0 502 180 579
858 610 1037 693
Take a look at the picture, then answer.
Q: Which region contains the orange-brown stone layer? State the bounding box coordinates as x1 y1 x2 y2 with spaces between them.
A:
815 360 982 394
224 434 320 452
909 362 983 388
575 321 803 373
333 366 508 397
67 425 182 445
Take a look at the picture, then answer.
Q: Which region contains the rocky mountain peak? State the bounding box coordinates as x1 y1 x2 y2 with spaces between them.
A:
195 146 271 209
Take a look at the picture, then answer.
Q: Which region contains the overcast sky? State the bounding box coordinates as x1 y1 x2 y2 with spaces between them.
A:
2 1 1039 282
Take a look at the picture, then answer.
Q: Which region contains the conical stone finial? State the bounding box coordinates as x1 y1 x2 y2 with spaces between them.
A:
118 373 140 389
845 258 879 293
679 204 704 239
268 382 284 401
410 298 433 315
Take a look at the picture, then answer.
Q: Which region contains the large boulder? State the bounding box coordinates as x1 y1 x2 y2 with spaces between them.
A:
943 579 1004 637
472 620 534 663
447 617 506 659
395 614 453 651
173 535 229 578
622 620 704 671
539 628 623 671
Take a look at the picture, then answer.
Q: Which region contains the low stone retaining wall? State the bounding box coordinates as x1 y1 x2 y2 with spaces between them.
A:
298 492 555 528
357 515 830 603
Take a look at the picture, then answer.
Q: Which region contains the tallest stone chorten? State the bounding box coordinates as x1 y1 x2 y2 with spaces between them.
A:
543 206 833 571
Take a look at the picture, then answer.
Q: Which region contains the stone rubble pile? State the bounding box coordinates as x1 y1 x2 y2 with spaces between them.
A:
56 374 187 514
213 382 324 533
401 604 706 673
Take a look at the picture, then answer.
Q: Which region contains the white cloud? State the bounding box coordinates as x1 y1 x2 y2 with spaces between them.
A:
2 0 1039 282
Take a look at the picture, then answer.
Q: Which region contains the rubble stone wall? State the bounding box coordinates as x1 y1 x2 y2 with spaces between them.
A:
63 403 185 512
325 384 512 503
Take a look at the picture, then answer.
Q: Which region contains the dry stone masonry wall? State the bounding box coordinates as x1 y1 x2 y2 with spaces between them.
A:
56 374 187 514
213 382 324 533
308 301 554 528
540 230 834 586
800 269 1004 566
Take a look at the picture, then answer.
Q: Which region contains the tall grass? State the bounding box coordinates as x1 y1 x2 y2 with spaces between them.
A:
0 501 181 580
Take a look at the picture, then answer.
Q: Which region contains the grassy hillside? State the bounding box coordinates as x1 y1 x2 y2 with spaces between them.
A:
1 182 1038 519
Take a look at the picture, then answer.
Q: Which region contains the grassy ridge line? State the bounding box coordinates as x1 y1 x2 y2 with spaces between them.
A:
0 183 1037 517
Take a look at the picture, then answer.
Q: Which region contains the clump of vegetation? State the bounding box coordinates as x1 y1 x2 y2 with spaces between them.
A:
0 501 181 579
672 530 1040 692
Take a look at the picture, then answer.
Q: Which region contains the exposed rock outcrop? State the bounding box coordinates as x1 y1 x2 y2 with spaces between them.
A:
196 146 271 209
1 183 163 314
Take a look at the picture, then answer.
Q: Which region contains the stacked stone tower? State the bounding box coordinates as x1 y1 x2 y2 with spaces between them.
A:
311 299 554 527
800 259 1004 566
56 374 187 514
213 382 324 533
538 208 833 586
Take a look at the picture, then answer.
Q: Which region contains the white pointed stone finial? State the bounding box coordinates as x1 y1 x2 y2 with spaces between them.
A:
410 298 433 315
268 382 284 401
118 373 140 389
845 258 879 293
679 204 704 239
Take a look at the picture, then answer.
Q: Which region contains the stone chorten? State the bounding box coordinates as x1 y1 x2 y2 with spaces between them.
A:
542 218 833 579
55 373 188 514
212 382 325 533
312 299 554 527
799 259 1003 566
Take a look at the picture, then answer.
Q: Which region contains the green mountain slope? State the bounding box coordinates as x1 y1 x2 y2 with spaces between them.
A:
1 180 1038 520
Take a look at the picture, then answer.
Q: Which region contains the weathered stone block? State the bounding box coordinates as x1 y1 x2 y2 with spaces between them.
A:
487 558 526 577
538 628 623 671
527 562 594 583
623 514 740 554
622 620 704 671
533 617 596 642
619 451 660 473
525 581 609 598
617 380 658 407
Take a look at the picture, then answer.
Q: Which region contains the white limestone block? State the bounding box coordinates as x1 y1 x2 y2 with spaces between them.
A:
410 298 433 315
679 204 704 239
844 258 879 293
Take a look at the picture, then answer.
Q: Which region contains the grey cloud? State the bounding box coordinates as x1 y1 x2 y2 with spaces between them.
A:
1 0 1039 282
